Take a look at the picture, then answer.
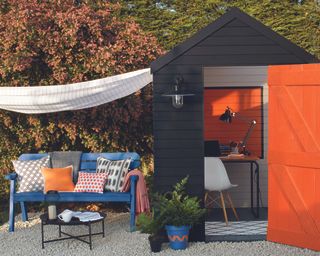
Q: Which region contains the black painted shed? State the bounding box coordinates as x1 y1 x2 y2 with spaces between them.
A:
150 7 317 241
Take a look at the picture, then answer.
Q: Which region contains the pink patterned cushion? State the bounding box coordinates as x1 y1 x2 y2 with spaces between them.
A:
74 172 108 193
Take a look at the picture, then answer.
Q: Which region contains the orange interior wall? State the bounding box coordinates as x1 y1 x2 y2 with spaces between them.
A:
204 88 263 157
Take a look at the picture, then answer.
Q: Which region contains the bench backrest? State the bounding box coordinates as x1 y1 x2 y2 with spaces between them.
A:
19 152 141 172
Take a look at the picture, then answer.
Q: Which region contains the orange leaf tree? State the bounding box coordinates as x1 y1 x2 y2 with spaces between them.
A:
0 0 164 196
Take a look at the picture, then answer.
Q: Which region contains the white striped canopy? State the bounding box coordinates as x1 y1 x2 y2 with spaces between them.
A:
0 68 152 114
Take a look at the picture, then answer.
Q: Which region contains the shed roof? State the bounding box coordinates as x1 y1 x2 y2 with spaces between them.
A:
151 7 317 73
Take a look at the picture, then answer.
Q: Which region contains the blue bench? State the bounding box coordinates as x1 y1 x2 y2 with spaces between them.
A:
5 152 140 232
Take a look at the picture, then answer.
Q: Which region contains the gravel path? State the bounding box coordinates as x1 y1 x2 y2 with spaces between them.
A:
0 213 319 256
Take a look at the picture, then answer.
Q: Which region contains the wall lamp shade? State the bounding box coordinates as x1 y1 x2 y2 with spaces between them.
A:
162 77 194 108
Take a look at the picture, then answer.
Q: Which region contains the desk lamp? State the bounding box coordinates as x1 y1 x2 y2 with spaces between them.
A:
219 106 257 155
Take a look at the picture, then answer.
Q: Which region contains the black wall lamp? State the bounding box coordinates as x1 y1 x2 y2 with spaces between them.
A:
162 76 194 109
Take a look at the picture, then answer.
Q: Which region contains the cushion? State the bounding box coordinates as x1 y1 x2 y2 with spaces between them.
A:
96 157 131 192
74 172 108 193
41 166 75 193
49 151 82 184
12 156 50 192
96 157 111 173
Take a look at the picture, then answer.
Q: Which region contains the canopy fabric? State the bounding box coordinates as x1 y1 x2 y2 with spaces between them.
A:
0 68 152 114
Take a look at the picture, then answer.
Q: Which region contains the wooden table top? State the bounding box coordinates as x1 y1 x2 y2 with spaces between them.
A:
219 155 260 162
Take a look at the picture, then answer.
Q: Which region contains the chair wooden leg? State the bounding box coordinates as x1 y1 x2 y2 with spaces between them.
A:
220 192 228 225
204 192 208 207
205 191 215 208
227 192 239 221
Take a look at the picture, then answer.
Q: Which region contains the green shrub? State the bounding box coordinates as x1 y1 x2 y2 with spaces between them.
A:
156 177 206 227
136 212 164 237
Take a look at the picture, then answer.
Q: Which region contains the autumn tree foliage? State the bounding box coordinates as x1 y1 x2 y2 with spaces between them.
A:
0 0 164 195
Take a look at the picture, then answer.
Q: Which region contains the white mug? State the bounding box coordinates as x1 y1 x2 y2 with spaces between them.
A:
58 209 73 223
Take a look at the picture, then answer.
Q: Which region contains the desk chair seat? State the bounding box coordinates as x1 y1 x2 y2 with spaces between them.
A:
205 157 239 225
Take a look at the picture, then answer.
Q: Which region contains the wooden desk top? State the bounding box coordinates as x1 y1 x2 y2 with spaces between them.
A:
219 155 260 162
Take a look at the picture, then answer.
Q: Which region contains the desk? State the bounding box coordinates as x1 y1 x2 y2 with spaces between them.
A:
219 156 260 218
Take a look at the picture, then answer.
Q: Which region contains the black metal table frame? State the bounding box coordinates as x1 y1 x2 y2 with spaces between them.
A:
41 216 105 250
221 159 260 218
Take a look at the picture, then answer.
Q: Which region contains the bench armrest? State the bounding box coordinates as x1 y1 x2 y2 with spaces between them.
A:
5 173 17 180
7 173 17 199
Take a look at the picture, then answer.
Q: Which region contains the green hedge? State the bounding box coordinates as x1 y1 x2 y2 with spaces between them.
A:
120 0 320 58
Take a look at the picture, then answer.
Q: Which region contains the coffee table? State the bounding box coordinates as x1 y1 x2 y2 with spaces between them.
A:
40 212 106 250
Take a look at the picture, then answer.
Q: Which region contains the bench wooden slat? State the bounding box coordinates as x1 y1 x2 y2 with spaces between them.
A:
81 152 140 169
14 192 131 202
80 161 97 170
18 152 141 170
19 153 48 161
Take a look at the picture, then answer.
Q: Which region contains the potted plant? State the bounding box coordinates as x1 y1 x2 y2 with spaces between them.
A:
136 211 165 253
157 177 206 250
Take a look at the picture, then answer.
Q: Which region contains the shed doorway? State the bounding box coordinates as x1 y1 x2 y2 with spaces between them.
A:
203 66 268 241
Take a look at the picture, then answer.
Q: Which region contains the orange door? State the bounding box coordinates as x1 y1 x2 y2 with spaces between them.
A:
268 63 320 251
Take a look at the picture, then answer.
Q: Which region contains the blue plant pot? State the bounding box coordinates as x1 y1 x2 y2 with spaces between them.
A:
165 225 191 250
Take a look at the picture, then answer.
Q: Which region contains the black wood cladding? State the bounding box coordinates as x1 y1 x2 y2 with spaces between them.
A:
153 59 204 240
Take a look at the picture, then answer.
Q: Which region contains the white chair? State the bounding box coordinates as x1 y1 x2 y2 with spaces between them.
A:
204 157 239 225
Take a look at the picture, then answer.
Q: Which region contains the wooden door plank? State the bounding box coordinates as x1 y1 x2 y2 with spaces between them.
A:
273 86 320 152
269 151 320 168
270 164 320 236
269 64 320 86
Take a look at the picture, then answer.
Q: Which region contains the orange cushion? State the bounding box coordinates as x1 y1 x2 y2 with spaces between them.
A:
41 166 75 193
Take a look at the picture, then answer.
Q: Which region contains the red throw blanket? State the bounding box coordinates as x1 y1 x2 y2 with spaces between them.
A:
121 169 150 214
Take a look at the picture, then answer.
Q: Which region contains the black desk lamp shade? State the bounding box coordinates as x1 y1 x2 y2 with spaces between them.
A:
219 107 234 123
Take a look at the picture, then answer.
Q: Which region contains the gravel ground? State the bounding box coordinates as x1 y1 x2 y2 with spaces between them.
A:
0 213 319 256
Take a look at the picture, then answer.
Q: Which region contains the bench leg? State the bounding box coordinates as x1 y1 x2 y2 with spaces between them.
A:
129 176 138 232
9 197 15 232
20 202 28 222
130 204 136 232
